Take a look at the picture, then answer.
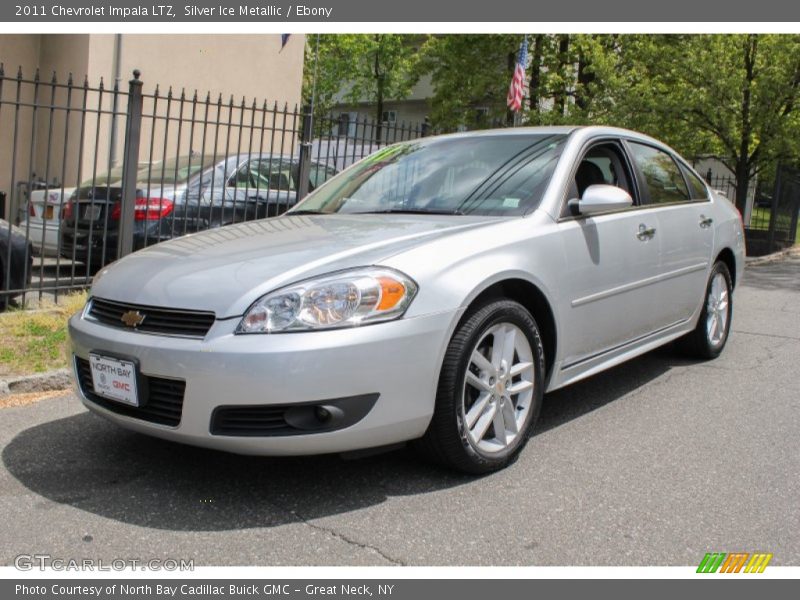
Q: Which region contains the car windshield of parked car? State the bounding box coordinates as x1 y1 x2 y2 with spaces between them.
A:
289 134 565 216
137 155 217 185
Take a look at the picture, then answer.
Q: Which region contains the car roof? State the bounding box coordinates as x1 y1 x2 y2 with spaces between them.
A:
426 125 662 144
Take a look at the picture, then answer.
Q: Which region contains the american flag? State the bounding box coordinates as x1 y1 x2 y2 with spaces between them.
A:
507 37 528 113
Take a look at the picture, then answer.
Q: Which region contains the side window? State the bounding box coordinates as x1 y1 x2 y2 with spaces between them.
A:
681 165 710 201
565 141 637 217
628 142 690 204
228 163 254 188
252 160 296 192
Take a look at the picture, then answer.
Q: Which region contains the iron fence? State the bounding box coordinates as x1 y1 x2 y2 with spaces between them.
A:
704 170 800 256
0 68 430 309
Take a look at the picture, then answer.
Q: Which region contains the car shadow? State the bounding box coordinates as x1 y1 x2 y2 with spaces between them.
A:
3 345 687 532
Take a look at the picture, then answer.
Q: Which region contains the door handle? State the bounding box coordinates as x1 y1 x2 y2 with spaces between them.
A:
636 223 656 241
699 215 714 228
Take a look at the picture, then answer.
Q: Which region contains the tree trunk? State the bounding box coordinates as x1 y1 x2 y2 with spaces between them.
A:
734 160 751 218
375 78 384 143
735 35 758 215
528 35 544 123
576 47 595 112
553 35 570 117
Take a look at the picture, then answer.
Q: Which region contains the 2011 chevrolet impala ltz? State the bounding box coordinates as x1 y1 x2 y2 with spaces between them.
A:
69 126 744 473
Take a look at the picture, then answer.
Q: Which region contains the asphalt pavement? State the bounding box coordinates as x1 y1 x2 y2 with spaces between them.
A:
1 256 798 566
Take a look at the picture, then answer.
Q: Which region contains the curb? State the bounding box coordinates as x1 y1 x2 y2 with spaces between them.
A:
0 369 72 396
745 246 800 266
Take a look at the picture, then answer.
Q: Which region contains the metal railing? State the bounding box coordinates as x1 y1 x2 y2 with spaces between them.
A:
704 171 800 256
0 68 431 309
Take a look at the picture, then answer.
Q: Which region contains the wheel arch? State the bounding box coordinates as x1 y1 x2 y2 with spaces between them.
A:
715 247 737 288
460 277 558 383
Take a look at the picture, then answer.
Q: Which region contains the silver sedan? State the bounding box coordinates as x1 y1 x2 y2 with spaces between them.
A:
68 126 745 473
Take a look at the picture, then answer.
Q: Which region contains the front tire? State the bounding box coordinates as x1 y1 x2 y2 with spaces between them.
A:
416 299 545 474
679 261 733 359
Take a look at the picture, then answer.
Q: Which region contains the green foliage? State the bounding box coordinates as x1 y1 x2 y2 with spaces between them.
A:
416 34 519 130
303 34 423 122
604 35 800 210
306 33 800 208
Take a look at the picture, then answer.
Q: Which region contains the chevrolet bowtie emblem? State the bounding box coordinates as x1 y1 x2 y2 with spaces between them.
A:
120 310 145 328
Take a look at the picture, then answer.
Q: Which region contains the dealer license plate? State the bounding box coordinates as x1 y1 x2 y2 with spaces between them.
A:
88 354 139 406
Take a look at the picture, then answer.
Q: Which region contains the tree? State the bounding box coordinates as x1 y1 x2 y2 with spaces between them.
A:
605 35 800 213
302 34 423 141
416 34 522 131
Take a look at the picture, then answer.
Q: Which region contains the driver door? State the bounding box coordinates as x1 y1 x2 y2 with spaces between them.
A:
555 140 663 371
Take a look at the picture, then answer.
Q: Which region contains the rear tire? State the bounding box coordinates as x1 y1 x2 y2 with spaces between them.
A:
678 261 733 359
415 299 545 474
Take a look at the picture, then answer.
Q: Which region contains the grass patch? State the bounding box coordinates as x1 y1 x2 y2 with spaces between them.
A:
0 292 87 378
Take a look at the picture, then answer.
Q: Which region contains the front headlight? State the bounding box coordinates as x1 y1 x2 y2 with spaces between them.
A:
236 267 418 333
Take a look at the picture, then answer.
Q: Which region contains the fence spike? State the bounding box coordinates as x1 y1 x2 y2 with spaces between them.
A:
217 92 223 105
154 83 160 97
83 74 89 88
262 99 268 110
228 94 234 106
179 88 186 100
51 70 57 84
167 85 173 99
0 63 5 78
33 67 40 81
16 65 23 79
206 91 212 103
240 95 246 108
272 100 278 111
98 76 104 91
193 89 198 101
67 72 73 86
132 69 141 80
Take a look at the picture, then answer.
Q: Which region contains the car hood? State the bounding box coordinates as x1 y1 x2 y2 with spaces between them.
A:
90 213 501 318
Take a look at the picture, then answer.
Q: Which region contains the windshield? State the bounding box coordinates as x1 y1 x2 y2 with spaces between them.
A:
137 155 216 185
288 134 565 217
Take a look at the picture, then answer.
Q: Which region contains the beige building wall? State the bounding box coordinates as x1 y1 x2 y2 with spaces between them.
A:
0 34 305 220
0 35 41 218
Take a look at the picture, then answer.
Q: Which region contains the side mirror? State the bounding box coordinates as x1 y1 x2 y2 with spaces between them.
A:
569 184 633 216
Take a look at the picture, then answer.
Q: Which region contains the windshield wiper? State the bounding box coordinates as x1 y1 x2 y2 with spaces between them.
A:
353 208 464 216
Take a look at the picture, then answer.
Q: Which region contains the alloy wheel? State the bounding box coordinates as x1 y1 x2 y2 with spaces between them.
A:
462 323 535 454
705 272 730 347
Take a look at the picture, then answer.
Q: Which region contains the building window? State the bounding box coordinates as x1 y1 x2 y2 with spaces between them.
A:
381 110 397 124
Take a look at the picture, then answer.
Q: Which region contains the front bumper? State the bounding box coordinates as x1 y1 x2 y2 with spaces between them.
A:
68 308 458 455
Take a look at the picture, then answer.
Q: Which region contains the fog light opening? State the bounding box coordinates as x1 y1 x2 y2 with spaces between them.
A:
315 406 332 423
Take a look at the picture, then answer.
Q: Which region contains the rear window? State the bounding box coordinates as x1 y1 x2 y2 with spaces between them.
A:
628 142 690 204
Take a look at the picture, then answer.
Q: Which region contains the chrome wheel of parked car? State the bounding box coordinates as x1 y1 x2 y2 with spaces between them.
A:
416 299 544 474
679 261 733 359
464 323 535 453
706 272 730 347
